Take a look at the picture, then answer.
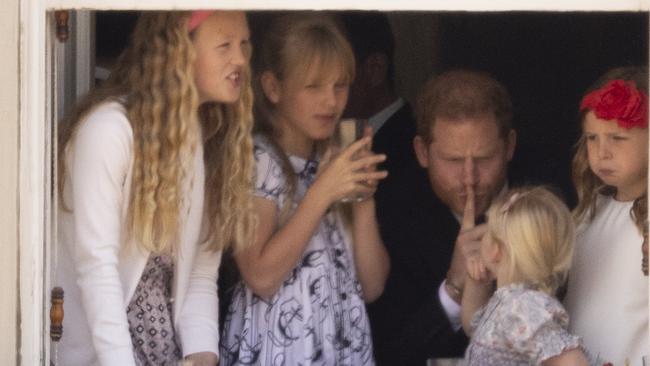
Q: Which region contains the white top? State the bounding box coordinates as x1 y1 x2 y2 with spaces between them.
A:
564 194 649 366
56 101 221 365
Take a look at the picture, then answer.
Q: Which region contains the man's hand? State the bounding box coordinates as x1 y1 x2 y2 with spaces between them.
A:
446 183 487 302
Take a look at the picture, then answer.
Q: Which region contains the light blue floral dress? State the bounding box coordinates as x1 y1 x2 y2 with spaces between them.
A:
465 283 583 365
219 136 375 366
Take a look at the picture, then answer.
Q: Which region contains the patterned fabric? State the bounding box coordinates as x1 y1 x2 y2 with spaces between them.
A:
220 136 375 366
127 255 182 366
465 283 582 366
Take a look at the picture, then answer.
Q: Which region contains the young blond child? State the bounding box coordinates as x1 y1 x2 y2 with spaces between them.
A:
462 187 589 366
219 13 389 365
564 66 649 365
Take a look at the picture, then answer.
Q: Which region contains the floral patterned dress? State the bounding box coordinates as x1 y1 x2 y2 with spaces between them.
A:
465 283 583 365
219 137 375 366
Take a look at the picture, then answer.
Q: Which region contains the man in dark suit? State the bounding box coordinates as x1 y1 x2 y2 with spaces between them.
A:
341 12 419 181
367 69 517 365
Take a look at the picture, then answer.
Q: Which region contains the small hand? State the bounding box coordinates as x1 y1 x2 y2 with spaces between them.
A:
358 125 380 189
313 136 387 204
184 352 218 366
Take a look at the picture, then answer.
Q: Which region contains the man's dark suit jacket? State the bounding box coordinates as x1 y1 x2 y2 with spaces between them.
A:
372 102 419 179
369 103 469 366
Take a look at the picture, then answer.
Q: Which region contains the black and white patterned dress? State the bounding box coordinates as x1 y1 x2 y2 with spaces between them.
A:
220 137 375 366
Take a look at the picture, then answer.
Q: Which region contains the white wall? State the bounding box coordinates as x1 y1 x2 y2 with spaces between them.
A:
0 0 20 363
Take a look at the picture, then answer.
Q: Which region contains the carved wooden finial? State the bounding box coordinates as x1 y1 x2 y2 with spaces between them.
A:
50 287 64 342
54 11 70 43
642 237 648 276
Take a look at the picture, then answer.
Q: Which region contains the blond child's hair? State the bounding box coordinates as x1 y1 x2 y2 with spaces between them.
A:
253 12 355 221
58 12 255 254
485 186 575 295
572 66 648 240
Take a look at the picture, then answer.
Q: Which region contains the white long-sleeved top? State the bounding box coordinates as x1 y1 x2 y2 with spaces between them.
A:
564 194 649 366
56 101 221 365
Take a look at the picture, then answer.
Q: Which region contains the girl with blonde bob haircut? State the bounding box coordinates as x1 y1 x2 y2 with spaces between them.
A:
485 187 574 295
220 12 389 365
462 187 589 365
57 11 255 366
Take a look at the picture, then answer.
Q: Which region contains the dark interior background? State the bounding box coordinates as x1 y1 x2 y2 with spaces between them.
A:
434 12 647 206
96 11 649 206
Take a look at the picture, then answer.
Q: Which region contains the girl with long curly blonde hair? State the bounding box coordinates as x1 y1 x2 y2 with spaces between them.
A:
219 13 389 365
57 11 254 366
564 66 648 365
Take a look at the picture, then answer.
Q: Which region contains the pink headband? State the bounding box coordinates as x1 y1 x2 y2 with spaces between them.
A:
188 11 214 32
500 192 523 215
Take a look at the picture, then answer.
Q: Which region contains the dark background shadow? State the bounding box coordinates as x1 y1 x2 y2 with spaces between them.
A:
433 12 647 205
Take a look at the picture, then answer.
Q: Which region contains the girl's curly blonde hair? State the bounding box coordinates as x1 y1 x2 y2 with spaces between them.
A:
59 11 255 254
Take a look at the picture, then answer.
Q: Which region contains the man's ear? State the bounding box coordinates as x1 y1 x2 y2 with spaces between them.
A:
506 129 517 162
365 53 389 88
260 71 281 104
413 135 430 168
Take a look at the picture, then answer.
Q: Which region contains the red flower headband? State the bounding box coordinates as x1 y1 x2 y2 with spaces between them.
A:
580 79 648 129
188 11 214 32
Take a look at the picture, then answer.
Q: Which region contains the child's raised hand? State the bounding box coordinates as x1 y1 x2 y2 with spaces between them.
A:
313 136 388 205
357 125 381 190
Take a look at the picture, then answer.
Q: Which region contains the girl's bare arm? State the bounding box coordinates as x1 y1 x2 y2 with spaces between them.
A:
350 198 390 302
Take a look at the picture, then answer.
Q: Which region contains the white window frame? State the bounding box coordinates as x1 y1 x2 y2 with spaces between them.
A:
21 0 649 364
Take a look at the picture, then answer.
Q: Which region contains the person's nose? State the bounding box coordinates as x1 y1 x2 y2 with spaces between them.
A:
231 44 246 66
322 85 337 109
463 156 478 188
596 138 612 160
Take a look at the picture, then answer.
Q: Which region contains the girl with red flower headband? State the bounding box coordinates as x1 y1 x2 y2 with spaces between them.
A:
57 11 254 366
564 66 649 366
